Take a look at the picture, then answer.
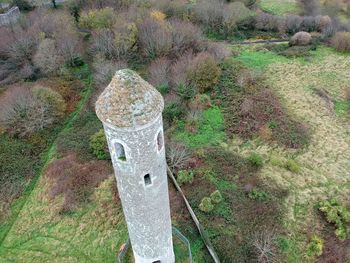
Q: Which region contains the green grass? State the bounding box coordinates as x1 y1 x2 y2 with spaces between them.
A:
175 107 226 148
236 50 289 70
335 100 350 115
260 0 299 15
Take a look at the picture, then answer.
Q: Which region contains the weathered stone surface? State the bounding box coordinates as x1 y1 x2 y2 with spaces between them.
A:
96 70 174 263
95 69 164 129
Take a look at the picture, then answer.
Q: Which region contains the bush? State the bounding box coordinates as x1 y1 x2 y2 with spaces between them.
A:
176 170 194 186
199 197 214 213
318 199 350 241
112 20 138 59
45 154 110 212
12 0 33 11
255 13 280 32
193 0 224 33
163 101 185 124
315 15 332 33
247 153 264 168
89 129 109 160
248 188 268 202
34 39 63 76
187 52 221 93
0 86 66 137
78 7 114 30
170 50 194 88
203 42 231 61
210 190 223 204
298 0 321 16
290 32 312 46
285 159 300 173
306 236 324 258
92 55 127 87
331 32 350 52
166 143 190 172
138 17 172 58
223 2 253 32
169 18 203 55
286 15 303 34
0 36 38 84
148 57 171 88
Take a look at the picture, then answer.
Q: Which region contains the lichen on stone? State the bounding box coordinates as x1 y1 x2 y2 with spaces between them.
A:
95 69 164 128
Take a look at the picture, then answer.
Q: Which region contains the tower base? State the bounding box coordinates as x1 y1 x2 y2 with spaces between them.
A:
133 250 175 263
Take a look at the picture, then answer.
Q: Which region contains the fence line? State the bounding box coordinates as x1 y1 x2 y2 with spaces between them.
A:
167 166 221 263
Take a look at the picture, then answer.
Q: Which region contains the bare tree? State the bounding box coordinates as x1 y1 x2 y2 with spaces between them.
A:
166 143 191 172
252 229 280 263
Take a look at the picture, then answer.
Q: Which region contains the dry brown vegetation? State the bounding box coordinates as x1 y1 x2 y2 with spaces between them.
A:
45 154 111 213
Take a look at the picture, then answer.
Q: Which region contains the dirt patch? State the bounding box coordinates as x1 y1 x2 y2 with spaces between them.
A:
319 227 350 263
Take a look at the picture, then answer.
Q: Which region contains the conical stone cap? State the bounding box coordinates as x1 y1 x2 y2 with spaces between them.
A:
95 69 164 129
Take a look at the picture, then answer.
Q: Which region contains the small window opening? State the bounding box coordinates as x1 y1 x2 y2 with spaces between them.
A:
115 142 126 161
157 131 163 151
144 174 152 186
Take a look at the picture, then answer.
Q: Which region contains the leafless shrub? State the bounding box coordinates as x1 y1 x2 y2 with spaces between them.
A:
45 154 110 212
203 41 231 61
0 86 66 137
34 39 63 76
255 13 281 32
193 0 224 31
166 143 191 172
315 15 332 32
170 50 194 87
331 32 350 52
252 229 279 263
56 30 82 67
223 1 253 32
169 18 203 55
286 15 303 34
92 55 127 87
148 57 171 88
301 16 316 32
91 29 116 59
298 0 321 16
138 17 172 58
290 31 312 46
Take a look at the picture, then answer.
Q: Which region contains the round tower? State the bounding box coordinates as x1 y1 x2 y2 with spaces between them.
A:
95 69 174 263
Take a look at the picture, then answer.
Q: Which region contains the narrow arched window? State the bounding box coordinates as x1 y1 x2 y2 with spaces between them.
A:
114 142 126 161
157 131 163 151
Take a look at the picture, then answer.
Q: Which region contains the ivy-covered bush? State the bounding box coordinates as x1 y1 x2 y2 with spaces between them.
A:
210 190 223 204
89 129 109 160
176 170 194 186
247 153 264 168
199 197 214 213
285 159 300 173
187 52 221 93
318 199 350 241
306 235 324 258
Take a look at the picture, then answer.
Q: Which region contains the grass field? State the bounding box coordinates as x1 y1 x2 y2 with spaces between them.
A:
260 0 300 15
227 45 350 261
